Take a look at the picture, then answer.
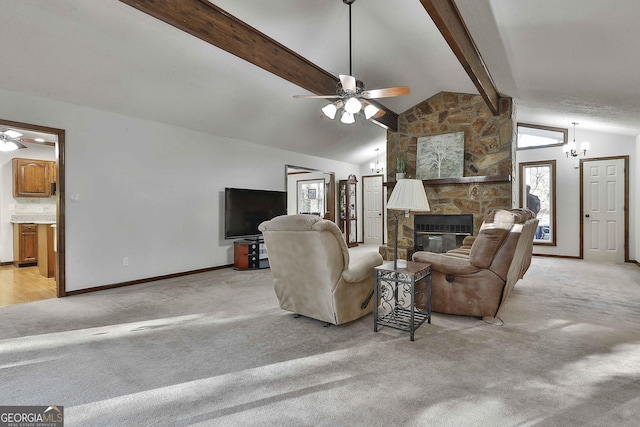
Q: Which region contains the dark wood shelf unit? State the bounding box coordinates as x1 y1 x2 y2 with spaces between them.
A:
233 239 269 270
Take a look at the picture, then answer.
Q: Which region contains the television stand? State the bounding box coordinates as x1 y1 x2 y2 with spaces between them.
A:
233 238 269 270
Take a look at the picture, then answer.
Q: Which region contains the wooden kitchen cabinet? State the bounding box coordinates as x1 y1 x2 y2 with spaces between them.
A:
13 223 38 267
13 158 56 197
38 224 55 278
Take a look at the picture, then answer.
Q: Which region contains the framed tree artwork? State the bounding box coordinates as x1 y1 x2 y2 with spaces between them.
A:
416 131 464 179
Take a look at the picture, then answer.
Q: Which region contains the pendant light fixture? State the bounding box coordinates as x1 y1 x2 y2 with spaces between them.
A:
370 148 384 173
563 122 590 157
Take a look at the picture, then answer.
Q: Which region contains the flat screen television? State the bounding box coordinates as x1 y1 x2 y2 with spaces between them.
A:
224 187 287 239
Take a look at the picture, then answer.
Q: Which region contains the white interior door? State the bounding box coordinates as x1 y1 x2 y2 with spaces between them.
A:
363 175 384 245
583 158 625 263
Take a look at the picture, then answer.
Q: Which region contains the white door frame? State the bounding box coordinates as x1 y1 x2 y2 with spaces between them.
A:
362 174 385 245
580 155 629 262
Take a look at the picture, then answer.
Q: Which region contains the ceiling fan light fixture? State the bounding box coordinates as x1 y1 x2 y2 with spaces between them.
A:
322 103 338 119
293 0 409 126
364 104 379 119
340 111 355 124
0 140 20 152
344 97 362 114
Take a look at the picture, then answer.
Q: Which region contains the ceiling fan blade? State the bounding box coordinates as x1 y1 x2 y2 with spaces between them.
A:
293 94 338 99
2 129 23 138
373 109 387 119
339 74 357 93
19 137 55 145
361 86 410 99
13 140 28 149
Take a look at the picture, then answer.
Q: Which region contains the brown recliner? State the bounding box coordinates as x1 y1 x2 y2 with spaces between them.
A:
412 208 538 318
258 214 384 325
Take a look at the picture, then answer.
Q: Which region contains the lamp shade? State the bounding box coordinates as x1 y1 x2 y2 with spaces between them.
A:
321 103 338 120
364 104 379 119
387 179 430 212
340 111 355 124
344 97 362 114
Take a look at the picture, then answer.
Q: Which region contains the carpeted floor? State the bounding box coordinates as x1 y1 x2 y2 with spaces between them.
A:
1 255 639 426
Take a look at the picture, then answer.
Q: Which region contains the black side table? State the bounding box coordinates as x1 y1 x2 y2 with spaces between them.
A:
373 261 432 341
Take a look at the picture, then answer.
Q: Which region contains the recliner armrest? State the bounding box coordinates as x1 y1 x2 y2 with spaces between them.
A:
413 251 480 275
461 235 476 246
342 252 384 283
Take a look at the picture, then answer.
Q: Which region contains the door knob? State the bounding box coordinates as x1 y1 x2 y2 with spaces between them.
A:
585 214 590 218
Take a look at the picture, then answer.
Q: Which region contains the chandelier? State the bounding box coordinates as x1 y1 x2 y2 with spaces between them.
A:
563 122 589 157
370 148 384 173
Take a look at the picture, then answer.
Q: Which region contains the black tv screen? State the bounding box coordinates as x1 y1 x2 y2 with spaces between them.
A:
224 187 287 239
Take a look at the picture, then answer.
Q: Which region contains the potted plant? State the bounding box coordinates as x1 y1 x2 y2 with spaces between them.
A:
392 148 406 180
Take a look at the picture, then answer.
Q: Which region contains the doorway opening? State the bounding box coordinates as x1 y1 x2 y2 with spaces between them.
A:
285 165 335 221
0 118 66 307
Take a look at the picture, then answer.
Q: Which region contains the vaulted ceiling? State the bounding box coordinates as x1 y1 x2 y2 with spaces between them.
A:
1 1 639 165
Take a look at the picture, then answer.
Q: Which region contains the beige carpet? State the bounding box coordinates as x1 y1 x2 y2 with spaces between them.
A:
0 255 639 426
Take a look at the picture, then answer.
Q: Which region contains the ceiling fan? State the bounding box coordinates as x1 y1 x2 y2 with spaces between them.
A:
293 0 410 124
0 129 28 152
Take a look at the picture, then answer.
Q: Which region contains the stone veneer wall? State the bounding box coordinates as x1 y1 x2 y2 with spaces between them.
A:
381 92 515 261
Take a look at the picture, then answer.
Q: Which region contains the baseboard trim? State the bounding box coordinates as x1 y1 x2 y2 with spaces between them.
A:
533 254 640 266
64 264 233 297
1 261 14 266
532 253 581 259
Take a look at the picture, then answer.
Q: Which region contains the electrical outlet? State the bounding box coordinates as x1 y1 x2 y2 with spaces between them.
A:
122 257 129 266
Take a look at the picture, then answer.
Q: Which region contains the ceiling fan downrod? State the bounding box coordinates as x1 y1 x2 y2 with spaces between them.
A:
344 0 355 77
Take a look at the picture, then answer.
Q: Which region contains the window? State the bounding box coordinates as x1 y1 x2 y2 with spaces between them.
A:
517 123 567 150
297 179 325 216
519 161 556 246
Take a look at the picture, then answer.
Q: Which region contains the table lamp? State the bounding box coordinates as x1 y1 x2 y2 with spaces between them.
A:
387 179 430 269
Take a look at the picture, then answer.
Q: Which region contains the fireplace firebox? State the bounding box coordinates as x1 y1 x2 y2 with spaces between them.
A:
414 214 474 254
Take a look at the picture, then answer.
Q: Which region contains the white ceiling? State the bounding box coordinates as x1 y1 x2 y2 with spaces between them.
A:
1 0 638 165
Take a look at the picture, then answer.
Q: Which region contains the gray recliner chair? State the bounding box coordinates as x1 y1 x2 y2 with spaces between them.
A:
258 214 383 325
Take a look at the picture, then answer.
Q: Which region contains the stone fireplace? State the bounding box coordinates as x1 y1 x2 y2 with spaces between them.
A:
380 92 515 261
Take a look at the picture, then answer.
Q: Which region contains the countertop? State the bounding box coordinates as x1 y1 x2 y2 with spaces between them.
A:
10 214 56 225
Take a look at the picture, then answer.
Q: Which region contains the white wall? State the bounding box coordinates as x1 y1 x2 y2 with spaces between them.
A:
516 128 636 260
0 145 56 262
0 88 360 291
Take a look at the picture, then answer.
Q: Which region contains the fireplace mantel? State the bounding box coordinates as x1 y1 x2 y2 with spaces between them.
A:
385 174 512 187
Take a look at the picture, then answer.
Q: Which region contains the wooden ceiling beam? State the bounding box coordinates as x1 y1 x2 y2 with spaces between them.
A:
118 0 398 130
420 0 501 115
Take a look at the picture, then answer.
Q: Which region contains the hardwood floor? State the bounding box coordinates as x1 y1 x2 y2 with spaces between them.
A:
0 265 56 307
